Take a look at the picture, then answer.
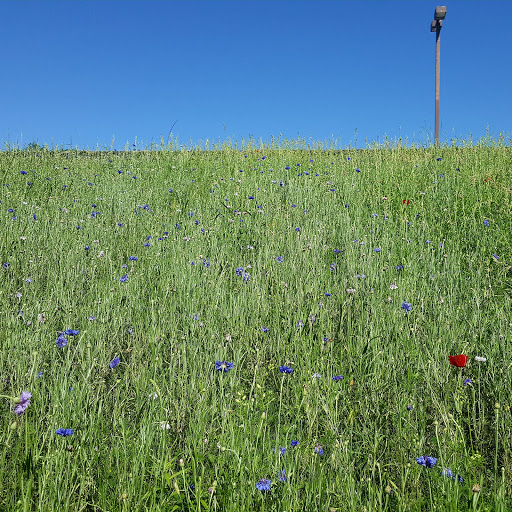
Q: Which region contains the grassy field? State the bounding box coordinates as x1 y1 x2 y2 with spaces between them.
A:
1 143 511 511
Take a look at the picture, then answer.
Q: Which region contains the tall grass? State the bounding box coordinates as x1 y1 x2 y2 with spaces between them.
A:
0 142 511 511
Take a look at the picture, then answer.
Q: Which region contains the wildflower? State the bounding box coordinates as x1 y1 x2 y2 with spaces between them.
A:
332 375 343 381
442 467 453 478
296 320 304 328
242 272 251 282
395 265 404 271
314 443 324 455
463 378 472 386
64 329 79 336
312 373 322 379
416 456 437 468
235 266 244 276
324 293 331 297
256 478 271 491
276 256 284 263
37 371 43 378
475 356 486 362
279 366 293 374
160 421 171 430
402 199 410 205
374 247 381 253
109 357 120 369
261 326 269 332
13 391 32 416
129 256 138 261
291 440 299 446
407 405 413 411
346 288 356 293
449 354 468 367
402 301 412 313
56 334 68 348
215 361 234 373
277 469 286 482
483 220 489 226
119 274 129 283
56 428 74 436
330 263 336 271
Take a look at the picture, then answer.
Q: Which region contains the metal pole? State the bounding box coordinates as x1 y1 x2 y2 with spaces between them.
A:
435 22 441 146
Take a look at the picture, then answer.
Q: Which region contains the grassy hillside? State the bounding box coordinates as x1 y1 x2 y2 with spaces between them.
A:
1 144 511 511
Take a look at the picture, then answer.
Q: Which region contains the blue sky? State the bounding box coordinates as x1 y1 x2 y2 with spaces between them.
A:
2 0 511 149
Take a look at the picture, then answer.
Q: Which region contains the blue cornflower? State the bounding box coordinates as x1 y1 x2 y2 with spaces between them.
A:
483 220 489 226
242 272 251 282
314 443 324 455
291 440 299 447
129 256 138 261
144 243 151 247
374 247 381 253
296 320 304 328
188 212 193 216
416 456 437 468
109 357 120 369
256 478 271 491
332 375 343 381
85 246 89 251
215 361 234 373
330 263 336 271
20 170 27 175
33 213 37 220
279 366 293 374
492 254 499 261
248 196 254 199
236 266 244 276
202 259 210 267
3 263 10 269
402 301 412 313
276 256 284 263
37 371 43 378
356 168 360 172
295 227 300 232
64 329 79 336
396 265 404 271
119 274 129 283
261 326 269 332
325 293 331 297
56 335 68 348
442 467 453 478
277 469 286 482
463 378 472 386
56 428 74 436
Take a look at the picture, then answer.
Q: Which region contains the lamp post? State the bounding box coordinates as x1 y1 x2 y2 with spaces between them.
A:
430 6 446 146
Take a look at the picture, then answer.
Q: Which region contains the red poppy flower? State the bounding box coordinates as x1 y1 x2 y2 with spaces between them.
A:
402 199 410 205
484 177 492 182
449 354 468 367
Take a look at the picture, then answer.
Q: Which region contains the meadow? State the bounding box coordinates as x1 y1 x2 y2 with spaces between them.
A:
1 141 511 511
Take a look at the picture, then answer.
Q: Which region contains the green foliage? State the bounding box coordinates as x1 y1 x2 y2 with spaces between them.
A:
0 144 511 511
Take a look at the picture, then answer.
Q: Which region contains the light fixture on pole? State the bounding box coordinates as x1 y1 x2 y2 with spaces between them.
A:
430 6 446 147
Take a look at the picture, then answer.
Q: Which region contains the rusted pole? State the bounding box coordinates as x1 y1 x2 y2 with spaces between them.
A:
431 7 446 147
435 22 441 146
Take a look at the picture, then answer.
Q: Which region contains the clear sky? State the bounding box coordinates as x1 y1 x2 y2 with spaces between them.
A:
2 0 511 149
